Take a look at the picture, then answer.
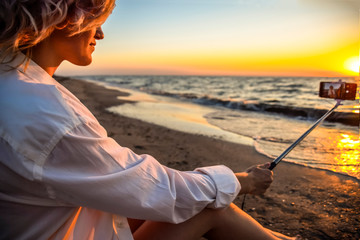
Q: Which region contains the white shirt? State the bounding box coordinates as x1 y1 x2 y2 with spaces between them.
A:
0 54 241 240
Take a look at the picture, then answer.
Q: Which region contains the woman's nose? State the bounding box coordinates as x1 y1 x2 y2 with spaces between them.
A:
95 27 104 40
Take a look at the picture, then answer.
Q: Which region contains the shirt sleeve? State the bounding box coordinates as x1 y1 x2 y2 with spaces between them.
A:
43 120 240 224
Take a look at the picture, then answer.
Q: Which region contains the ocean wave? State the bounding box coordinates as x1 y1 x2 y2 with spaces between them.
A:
76 75 358 127
143 89 358 126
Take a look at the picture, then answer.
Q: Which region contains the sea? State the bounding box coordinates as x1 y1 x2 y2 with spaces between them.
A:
74 75 360 180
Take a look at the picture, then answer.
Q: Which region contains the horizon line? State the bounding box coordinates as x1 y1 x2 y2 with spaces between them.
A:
55 73 359 79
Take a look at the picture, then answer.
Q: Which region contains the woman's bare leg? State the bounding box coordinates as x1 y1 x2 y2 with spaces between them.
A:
132 203 298 240
128 218 145 233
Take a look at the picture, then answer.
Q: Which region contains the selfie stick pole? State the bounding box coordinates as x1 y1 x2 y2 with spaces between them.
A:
268 100 342 170
242 100 342 210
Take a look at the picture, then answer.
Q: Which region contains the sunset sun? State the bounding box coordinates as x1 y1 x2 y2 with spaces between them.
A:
344 57 360 75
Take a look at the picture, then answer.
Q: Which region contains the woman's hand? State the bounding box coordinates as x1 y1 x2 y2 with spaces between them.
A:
235 162 273 195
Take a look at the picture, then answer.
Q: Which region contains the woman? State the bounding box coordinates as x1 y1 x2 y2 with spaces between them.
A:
0 1 300 239
327 85 336 98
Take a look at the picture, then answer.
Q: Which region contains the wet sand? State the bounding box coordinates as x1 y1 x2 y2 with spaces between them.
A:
56 76 360 240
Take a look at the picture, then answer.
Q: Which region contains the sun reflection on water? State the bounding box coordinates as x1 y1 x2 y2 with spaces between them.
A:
352 105 359 114
332 134 360 177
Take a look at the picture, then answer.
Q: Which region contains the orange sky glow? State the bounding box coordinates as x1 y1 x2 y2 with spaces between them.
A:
57 0 360 78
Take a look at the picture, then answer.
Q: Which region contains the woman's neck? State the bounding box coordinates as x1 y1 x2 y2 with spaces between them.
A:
30 40 62 77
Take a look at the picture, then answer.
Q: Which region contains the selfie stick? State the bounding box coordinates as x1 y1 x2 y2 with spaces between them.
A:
241 99 343 210
268 100 342 170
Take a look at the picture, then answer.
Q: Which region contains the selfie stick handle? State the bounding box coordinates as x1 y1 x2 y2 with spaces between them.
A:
269 100 342 170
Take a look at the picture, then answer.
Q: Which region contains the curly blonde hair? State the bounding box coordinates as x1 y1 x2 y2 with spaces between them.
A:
0 0 115 64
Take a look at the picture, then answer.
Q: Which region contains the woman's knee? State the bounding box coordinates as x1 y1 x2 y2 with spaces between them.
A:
200 203 240 227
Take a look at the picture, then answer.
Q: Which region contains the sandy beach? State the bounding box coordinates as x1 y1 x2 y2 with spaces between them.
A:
57 76 359 240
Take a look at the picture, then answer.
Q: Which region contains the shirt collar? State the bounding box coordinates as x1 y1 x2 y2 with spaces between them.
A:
4 52 58 86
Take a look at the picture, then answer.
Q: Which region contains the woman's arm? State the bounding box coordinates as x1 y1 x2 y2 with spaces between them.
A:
42 121 241 224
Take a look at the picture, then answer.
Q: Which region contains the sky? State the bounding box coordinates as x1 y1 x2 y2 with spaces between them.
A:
57 0 360 77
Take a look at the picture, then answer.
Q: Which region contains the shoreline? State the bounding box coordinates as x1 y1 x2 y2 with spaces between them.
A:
76 77 360 182
56 76 360 240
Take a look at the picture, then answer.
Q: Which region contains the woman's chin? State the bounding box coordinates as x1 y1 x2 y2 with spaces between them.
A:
70 57 93 66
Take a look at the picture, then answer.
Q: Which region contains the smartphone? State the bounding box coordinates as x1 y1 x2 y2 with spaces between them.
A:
319 81 357 100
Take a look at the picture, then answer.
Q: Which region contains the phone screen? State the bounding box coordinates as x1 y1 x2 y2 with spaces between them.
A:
319 82 357 100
